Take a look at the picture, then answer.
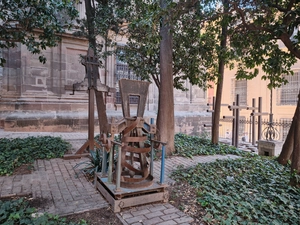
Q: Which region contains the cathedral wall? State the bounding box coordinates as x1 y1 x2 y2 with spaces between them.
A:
0 34 209 134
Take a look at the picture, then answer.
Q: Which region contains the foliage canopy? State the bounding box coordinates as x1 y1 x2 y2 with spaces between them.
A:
0 0 78 66
117 0 300 90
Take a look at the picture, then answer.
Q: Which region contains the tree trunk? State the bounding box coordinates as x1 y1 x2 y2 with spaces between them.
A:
277 120 295 165
290 107 300 187
212 71 224 144
157 0 175 155
211 0 228 144
278 91 300 165
84 0 96 48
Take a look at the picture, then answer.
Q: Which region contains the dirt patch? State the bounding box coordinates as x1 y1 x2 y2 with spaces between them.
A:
0 194 122 225
168 182 207 225
0 194 52 210
28 196 53 211
12 164 34 175
64 207 123 225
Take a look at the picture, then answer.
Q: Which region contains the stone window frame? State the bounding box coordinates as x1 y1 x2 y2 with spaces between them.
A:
276 70 300 106
115 45 140 104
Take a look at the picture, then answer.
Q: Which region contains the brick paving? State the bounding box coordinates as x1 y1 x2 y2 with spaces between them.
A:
117 203 194 225
0 157 109 216
0 130 240 224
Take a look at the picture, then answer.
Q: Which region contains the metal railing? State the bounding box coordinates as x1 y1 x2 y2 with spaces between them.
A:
219 118 292 143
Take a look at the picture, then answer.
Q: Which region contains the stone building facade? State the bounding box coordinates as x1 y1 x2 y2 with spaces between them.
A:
0 30 210 135
218 52 300 142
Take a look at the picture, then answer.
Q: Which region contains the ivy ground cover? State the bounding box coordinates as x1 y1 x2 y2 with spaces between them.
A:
172 156 300 224
0 197 87 225
0 136 71 175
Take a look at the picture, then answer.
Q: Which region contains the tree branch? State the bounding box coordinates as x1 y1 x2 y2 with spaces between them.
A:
279 33 300 59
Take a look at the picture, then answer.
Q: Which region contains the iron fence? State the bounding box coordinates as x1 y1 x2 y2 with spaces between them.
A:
219 118 292 142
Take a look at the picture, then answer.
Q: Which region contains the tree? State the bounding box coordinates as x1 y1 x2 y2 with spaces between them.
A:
226 0 300 186
201 0 298 145
158 0 175 154
73 0 131 137
0 0 78 66
118 1 220 154
211 0 229 144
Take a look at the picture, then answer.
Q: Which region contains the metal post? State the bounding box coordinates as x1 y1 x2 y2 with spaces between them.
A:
249 116 252 143
232 102 236 146
101 148 107 177
160 145 166 184
150 118 154 177
252 98 256 146
108 146 113 183
234 94 240 147
258 97 262 141
115 145 122 192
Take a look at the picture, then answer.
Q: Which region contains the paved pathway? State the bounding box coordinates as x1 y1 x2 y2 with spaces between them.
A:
0 130 240 224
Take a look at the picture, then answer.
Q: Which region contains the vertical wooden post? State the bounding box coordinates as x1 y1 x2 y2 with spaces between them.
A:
252 98 256 146
88 87 95 151
231 102 236 146
234 94 240 147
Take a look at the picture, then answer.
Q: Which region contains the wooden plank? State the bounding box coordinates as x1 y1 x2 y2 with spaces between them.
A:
96 176 166 199
114 192 167 212
96 181 118 210
95 180 168 212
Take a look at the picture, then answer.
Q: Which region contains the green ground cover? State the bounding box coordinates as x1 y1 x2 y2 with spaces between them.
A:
174 133 249 157
172 134 300 225
0 136 71 175
0 197 87 225
1 134 299 224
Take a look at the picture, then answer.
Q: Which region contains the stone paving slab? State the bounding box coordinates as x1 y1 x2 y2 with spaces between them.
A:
0 130 241 224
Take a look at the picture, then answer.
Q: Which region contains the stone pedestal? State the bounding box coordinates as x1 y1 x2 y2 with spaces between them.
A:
257 140 283 157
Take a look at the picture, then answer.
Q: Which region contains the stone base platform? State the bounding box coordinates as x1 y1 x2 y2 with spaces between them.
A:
0 110 211 136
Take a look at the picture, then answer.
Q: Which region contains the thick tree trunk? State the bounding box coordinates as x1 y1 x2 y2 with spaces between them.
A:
84 0 96 48
212 67 224 144
278 91 300 165
290 106 300 187
277 120 295 165
157 0 175 155
211 0 228 144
